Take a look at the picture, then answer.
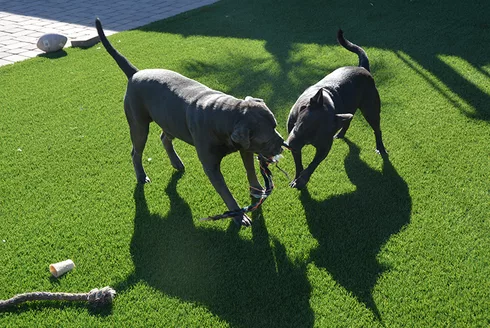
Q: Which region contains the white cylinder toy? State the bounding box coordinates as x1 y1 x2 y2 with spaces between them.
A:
49 259 75 278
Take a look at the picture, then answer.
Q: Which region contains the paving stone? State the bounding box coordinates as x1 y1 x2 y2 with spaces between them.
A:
4 42 32 49
3 54 29 62
0 0 219 67
18 50 43 58
0 51 12 59
5 48 28 55
0 39 19 46
0 59 12 66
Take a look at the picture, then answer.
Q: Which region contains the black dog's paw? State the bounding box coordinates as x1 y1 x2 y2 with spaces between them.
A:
290 171 311 189
233 214 252 227
137 176 151 184
376 148 388 156
289 177 306 189
170 159 185 172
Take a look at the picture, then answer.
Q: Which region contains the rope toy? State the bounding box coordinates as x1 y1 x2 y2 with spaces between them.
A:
0 286 116 309
201 154 277 222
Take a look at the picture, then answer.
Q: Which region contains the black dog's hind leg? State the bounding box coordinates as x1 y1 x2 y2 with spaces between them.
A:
359 89 387 155
334 119 352 139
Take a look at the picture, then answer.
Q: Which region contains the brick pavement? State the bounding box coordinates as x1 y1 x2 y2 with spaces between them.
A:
0 0 218 67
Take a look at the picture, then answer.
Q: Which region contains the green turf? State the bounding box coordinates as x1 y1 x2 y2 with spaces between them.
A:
1 0 489 326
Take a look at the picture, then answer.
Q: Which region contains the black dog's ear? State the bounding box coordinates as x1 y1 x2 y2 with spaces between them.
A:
310 89 324 107
231 122 250 149
245 96 264 103
335 113 354 122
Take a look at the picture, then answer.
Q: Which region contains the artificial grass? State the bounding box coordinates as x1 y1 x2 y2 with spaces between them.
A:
1 0 489 326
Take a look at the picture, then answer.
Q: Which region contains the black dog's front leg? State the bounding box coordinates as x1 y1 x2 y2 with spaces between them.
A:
290 143 332 189
290 149 304 181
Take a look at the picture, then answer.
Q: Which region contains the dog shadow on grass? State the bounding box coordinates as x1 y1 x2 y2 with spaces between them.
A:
118 171 313 327
300 139 411 320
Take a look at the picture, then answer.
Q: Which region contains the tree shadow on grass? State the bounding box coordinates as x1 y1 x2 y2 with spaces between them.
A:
179 50 343 127
142 0 490 121
117 172 313 327
300 139 411 320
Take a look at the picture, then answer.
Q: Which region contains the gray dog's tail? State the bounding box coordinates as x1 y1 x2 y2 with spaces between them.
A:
337 29 370 72
95 18 138 79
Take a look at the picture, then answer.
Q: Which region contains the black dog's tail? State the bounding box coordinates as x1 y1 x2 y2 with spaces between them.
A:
337 29 370 72
95 18 138 79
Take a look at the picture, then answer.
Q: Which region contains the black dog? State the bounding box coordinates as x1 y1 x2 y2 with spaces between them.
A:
286 30 387 189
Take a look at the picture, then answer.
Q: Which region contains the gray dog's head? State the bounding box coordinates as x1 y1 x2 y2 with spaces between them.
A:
231 96 284 158
286 89 353 151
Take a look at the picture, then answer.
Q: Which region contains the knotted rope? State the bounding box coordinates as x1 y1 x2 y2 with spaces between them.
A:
0 286 116 309
201 154 276 222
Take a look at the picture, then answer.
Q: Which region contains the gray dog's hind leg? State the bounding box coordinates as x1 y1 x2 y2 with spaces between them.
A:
161 132 185 171
125 99 151 183
129 122 151 184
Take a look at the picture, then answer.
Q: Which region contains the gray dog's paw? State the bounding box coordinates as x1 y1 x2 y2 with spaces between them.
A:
233 214 252 227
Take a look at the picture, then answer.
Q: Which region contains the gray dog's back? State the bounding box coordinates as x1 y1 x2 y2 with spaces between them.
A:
126 69 244 145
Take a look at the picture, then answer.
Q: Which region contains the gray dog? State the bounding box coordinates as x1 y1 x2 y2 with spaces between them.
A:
286 30 387 189
95 19 284 226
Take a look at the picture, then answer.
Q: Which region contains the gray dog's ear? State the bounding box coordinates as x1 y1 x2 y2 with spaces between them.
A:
231 123 250 149
310 89 324 107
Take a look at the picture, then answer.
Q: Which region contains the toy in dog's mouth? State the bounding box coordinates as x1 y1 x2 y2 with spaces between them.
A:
259 146 291 181
258 153 282 164
259 142 291 163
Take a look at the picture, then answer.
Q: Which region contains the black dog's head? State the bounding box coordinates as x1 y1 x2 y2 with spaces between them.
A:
286 89 353 151
231 96 284 159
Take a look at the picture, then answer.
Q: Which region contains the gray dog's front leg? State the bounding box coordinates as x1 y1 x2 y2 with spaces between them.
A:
240 150 263 198
160 132 185 171
201 157 252 227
